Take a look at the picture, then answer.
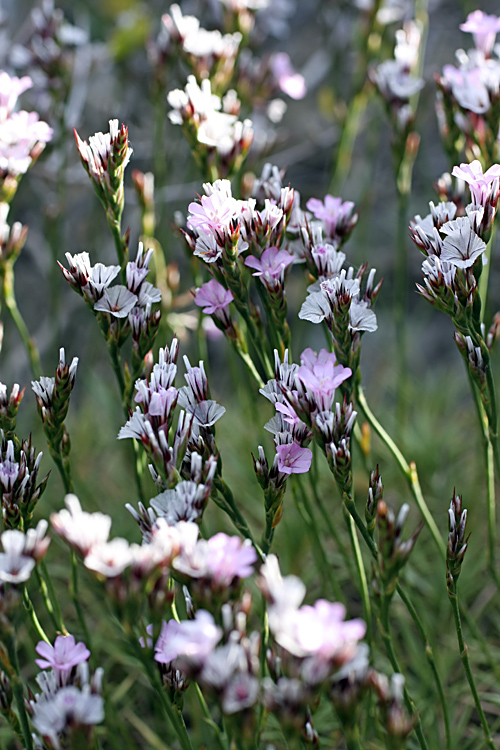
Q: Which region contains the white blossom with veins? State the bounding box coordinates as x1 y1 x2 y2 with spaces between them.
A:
0 530 36 583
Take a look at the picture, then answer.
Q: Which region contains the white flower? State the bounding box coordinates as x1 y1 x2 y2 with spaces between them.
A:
0 529 36 583
84 538 133 577
51 494 112 557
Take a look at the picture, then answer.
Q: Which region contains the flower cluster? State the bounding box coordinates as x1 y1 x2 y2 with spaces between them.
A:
435 10 500 162
29 635 103 750
74 118 132 225
162 4 242 91
0 521 50 583
118 339 223 499
0 71 52 187
410 160 500 318
60 242 162 358
370 19 424 132
168 76 254 177
0 431 48 530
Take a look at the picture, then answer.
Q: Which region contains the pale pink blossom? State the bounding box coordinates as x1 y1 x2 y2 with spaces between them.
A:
188 190 239 232
84 538 133 577
244 246 294 279
0 72 32 119
296 348 352 410
276 441 312 475
460 10 500 57
194 280 234 314
306 195 357 239
173 532 257 586
35 635 90 673
154 610 222 667
0 110 52 175
51 494 112 557
270 52 307 100
451 159 500 205
0 530 35 583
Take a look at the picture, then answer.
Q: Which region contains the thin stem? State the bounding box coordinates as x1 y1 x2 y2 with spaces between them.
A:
213 476 262 558
343 504 372 645
379 598 429 750
70 550 92 648
478 226 496 319
129 636 194 750
396 583 451 750
193 683 229 750
294 478 344 602
39 561 67 634
343 490 378 558
394 190 409 438
3 630 33 750
356 384 445 559
2 261 42 379
447 578 496 749
23 587 50 643
307 462 355 579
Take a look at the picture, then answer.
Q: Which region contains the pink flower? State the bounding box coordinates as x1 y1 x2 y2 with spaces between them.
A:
296 348 352 410
292 600 366 658
0 72 32 119
451 160 500 205
51 494 112 557
205 533 257 582
173 532 257 586
0 110 53 176
270 53 307 100
244 246 294 279
35 635 90 673
194 280 234 314
306 195 357 239
276 442 312 475
188 191 238 232
154 610 222 666
460 10 500 57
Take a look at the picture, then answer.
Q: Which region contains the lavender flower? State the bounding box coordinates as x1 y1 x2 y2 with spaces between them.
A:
35 635 90 673
460 10 500 57
269 52 306 100
154 610 222 669
194 280 234 315
451 160 500 207
306 195 358 242
275 441 312 474
244 246 294 282
173 532 257 588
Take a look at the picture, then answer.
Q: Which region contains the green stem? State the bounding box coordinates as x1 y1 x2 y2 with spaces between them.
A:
356 384 445 559
343 504 372 645
2 261 42 379
394 189 409 439
193 683 229 750
3 630 33 750
23 586 50 643
130 636 194 750
213 476 262 558
396 583 451 750
307 461 355 578
70 550 92 648
39 561 66 634
294 478 344 602
447 578 496 749
379 597 429 750
478 226 495 319
343 490 378 558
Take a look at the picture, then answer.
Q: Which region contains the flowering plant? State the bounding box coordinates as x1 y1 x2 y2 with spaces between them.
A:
0 4 500 750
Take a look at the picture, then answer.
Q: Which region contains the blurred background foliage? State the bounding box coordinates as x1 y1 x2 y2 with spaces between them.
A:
1 0 500 747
